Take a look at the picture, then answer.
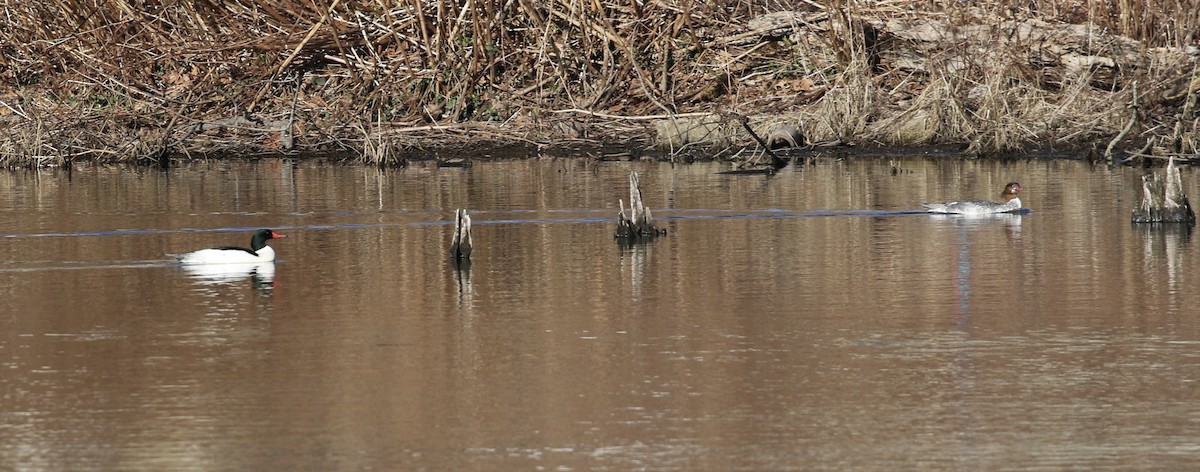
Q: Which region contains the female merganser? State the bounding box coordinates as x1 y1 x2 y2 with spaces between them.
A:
171 229 286 264
922 182 1023 214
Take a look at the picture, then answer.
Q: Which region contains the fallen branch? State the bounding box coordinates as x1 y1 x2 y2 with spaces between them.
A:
551 109 713 121
1105 81 1139 164
732 113 788 173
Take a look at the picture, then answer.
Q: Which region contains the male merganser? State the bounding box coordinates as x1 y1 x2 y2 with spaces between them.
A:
171 229 286 264
922 182 1023 214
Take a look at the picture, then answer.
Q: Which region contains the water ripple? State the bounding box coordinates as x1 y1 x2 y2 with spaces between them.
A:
0 208 938 239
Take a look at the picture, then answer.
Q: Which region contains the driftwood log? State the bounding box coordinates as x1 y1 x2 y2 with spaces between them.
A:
437 157 472 167
1133 157 1195 224
450 209 473 262
615 171 665 240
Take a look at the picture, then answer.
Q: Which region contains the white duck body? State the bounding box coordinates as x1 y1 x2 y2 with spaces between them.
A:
923 183 1024 215
172 229 285 264
922 197 1022 215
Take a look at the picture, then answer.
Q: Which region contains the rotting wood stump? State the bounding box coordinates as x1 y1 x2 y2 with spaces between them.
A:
1132 157 1196 224
450 209 473 263
615 172 666 240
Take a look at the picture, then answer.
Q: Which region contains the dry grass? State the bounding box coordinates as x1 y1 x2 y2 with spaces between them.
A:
1 0 1198 166
796 0 1200 157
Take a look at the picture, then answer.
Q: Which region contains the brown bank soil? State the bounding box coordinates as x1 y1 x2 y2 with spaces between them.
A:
2 1 1199 169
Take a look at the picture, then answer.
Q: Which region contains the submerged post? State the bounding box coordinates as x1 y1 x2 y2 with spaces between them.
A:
1132 157 1196 224
451 209 473 262
615 172 666 240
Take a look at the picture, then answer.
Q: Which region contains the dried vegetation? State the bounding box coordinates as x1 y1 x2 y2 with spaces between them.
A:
1 0 1198 167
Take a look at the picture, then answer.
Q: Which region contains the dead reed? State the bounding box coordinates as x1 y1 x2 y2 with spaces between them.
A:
1 0 1197 166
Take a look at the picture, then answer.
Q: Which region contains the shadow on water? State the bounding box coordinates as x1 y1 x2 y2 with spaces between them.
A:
1134 222 1193 292
1134 221 1194 246
451 261 473 308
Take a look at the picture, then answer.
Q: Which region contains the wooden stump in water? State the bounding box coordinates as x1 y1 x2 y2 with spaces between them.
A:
615 172 665 240
1132 157 1196 224
450 209 473 263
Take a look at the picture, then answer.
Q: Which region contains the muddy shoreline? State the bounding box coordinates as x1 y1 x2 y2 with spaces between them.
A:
112 141 1097 169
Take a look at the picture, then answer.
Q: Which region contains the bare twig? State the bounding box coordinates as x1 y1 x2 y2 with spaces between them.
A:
1105 81 1140 164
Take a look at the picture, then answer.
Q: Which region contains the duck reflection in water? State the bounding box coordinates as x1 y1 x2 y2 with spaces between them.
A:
928 211 1023 237
927 212 1025 222
180 261 276 289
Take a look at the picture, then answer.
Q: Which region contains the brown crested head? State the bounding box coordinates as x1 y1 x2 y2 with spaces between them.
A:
1001 182 1022 199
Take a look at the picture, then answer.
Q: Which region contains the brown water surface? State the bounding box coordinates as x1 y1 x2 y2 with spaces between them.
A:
2 157 1199 470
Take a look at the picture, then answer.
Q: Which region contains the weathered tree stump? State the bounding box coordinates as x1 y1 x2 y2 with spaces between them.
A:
450 209 473 262
1132 157 1195 224
615 172 665 240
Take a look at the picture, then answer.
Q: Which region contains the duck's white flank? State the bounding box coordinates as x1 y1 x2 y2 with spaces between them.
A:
923 183 1024 215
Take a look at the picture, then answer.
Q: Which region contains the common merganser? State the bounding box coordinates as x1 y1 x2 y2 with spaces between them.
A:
171 229 286 264
922 182 1023 215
